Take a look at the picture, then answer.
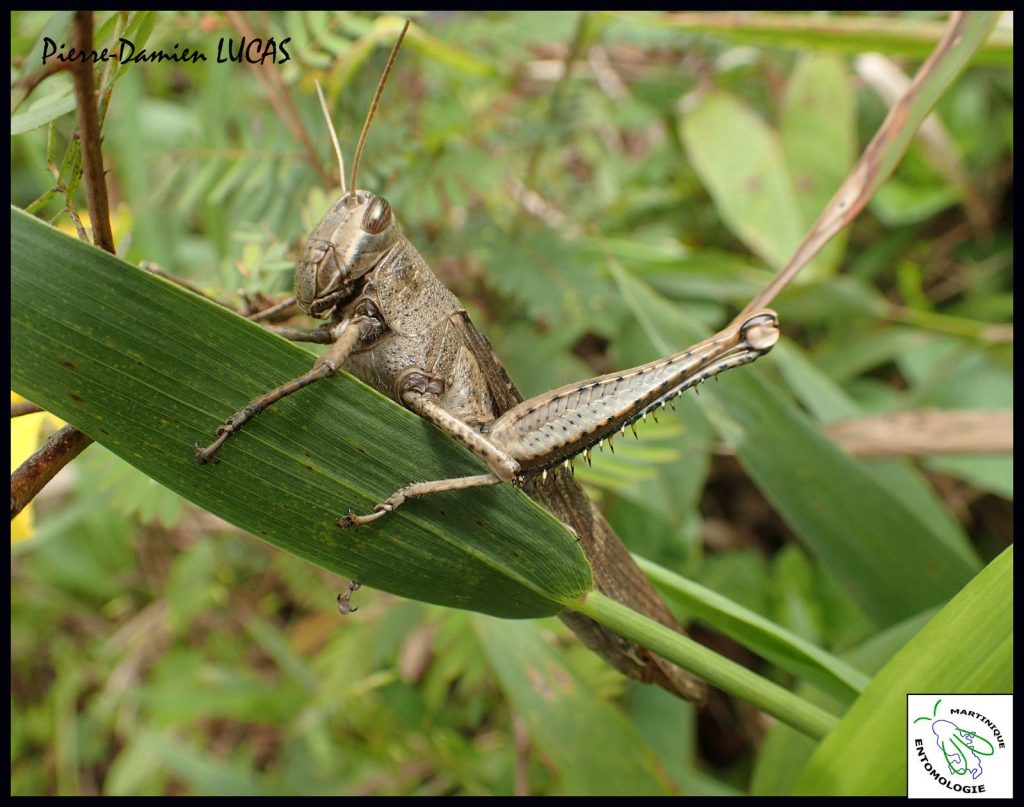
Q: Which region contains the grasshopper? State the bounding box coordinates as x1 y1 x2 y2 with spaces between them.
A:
195 22 779 702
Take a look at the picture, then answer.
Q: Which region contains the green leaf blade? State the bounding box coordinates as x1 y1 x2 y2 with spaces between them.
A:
474 616 676 795
11 90 77 135
682 91 804 271
794 546 1013 795
11 206 593 619
780 52 856 278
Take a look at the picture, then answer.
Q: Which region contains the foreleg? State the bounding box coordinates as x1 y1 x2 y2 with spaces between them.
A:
194 319 362 463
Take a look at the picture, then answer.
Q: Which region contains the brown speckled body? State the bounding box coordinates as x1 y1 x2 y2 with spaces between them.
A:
197 22 774 700
338 234 707 702
201 188 775 701
340 239 498 428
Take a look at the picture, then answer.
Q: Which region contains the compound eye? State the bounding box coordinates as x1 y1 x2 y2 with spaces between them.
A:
361 197 392 234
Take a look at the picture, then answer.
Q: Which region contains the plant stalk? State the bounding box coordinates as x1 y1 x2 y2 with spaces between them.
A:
571 590 840 740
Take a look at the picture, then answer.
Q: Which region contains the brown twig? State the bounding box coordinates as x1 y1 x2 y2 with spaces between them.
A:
223 11 333 187
65 197 90 243
855 52 992 238
11 425 94 520
71 11 115 254
736 12 996 322
714 409 1013 459
11 401 44 418
982 324 1013 343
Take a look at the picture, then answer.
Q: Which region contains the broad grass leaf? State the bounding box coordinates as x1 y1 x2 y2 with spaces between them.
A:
780 53 856 278
682 91 804 272
474 616 676 795
11 207 592 619
794 546 1012 795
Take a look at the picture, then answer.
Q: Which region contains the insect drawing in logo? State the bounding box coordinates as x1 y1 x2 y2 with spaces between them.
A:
908 695 1011 798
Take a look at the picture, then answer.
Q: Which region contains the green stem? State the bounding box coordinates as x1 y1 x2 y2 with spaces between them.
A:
634 555 870 700
572 590 839 741
886 304 1006 341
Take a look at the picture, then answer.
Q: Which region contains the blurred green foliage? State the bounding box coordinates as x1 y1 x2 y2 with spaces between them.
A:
11 10 1012 795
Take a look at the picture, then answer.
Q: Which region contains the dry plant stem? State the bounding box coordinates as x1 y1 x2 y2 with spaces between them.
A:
140 262 234 311
714 409 1013 458
11 59 72 111
11 425 93 519
668 11 953 46
224 11 332 187
142 262 297 323
11 401 44 419
72 12 115 254
825 409 1013 458
64 199 89 242
982 324 1013 343
736 11 995 322
10 11 117 522
247 295 298 322
508 15 591 234
855 52 992 237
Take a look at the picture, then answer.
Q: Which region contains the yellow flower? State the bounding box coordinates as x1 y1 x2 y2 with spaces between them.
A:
10 393 64 543
56 203 133 248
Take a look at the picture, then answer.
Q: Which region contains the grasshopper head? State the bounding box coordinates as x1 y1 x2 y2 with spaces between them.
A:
296 191 399 319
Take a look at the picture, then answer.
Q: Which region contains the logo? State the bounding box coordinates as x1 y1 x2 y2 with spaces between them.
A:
908 694 1012 798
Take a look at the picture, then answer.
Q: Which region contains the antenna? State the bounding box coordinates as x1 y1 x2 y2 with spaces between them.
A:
349 18 411 196
315 80 346 195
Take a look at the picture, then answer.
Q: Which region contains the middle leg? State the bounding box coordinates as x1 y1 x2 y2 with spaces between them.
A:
339 375 523 526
